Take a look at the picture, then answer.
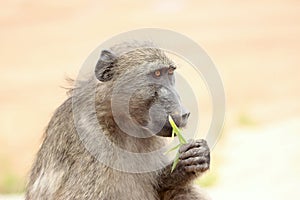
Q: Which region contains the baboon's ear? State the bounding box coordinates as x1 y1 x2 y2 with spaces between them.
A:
95 50 117 82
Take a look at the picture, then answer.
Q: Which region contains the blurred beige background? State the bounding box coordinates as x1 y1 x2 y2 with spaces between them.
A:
0 0 300 199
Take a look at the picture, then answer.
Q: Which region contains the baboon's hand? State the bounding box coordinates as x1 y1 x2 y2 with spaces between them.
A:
157 139 210 191
177 139 210 174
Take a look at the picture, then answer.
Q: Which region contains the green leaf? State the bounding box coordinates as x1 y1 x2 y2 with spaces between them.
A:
171 151 180 173
177 132 187 144
164 143 181 155
167 115 188 173
168 115 187 144
168 115 181 134
171 130 175 140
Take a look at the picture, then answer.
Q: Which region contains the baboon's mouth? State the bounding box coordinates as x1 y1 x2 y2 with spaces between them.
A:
157 120 187 137
178 121 188 128
167 118 188 129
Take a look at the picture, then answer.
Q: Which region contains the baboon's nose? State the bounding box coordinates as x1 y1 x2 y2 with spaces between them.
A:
171 110 190 128
180 111 190 127
181 111 190 121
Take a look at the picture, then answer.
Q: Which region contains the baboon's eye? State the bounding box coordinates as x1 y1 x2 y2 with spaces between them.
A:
154 70 161 77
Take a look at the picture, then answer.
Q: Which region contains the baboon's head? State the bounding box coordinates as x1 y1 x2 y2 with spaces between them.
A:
95 43 190 137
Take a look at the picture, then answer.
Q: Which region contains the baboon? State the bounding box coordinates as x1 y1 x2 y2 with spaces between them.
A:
26 42 211 200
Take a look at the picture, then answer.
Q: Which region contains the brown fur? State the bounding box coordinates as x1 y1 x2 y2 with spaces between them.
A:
26 42 210 200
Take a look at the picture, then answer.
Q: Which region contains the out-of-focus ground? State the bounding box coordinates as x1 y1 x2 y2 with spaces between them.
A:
208 118 300 199
0 0 300 199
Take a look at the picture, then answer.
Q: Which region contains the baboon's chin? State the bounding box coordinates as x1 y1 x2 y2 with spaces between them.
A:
156 126 173 137
156 122 187 137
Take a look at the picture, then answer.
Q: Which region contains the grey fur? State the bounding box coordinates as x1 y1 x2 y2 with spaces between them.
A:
25 42 211 200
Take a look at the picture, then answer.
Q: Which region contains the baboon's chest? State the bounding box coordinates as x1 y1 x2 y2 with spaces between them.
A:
98 171 159 200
